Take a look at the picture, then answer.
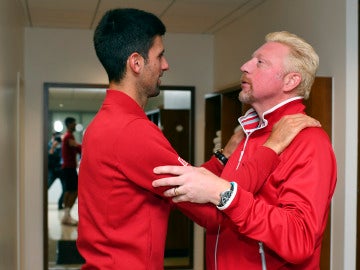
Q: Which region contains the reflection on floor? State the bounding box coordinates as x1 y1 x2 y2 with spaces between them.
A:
48 203 82 270
48 203 191 270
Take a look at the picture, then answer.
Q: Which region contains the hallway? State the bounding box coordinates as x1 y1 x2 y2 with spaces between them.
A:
48 179 82 270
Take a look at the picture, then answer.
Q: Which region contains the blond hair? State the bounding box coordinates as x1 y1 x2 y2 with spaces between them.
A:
266 31 319 99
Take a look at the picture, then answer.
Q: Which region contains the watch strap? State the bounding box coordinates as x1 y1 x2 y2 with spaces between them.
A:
214 149 228 165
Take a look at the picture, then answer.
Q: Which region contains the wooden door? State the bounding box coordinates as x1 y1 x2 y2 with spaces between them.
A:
304 77 333 270
160 109 193 266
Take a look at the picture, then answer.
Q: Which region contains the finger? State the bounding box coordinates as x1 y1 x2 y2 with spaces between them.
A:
163 187 177 197
172 194 187 203
301 115 321 127
163 186 181 198
276 114 320 132
291 116 321 132
153 165 192 175
291 114 321 127
171 187 190 203
152 176 182 187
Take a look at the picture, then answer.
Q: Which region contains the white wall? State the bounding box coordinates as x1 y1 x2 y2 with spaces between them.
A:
213 0 358 269
24 28 213 270
0 0 24 270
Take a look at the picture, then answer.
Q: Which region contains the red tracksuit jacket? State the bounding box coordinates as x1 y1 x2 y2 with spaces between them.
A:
205 97 337 270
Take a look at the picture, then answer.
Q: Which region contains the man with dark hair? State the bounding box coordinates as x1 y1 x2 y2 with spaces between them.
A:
78 9 177 269
61 117 81 226
48 131 64 209
77 9 321 270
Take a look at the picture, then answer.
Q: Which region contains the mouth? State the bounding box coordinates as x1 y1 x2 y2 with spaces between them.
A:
240 76 250 86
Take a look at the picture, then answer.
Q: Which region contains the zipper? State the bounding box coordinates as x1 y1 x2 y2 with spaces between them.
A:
214 128 268 269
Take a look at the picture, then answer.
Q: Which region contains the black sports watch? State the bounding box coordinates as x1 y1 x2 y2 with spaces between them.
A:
217 182 235 207
214 149 228 165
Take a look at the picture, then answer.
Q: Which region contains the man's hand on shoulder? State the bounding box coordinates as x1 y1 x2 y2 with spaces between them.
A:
264 114 321 154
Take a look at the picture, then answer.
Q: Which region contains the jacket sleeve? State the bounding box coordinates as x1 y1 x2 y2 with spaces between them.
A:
223 145 281 193
201 156 224 175
221 128 337 263
115 119 187 194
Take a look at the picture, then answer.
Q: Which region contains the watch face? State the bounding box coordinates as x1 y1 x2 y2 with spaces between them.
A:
221 190 232 205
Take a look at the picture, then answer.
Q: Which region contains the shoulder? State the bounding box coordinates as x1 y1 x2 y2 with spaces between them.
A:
126 117 169 143
295 127 331 145
282 126 334 159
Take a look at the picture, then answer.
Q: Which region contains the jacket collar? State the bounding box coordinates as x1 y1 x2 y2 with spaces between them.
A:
103 89 147 117
238 97 305 134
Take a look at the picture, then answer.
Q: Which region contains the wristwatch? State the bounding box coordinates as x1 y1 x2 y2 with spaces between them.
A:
217 182 235 207
214 149 228 165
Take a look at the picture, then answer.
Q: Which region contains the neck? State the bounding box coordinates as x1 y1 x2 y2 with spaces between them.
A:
109 81 147 109
253 96 304 120
251 94 301 118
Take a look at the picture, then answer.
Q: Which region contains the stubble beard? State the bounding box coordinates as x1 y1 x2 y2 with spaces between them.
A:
142 75 161 98
148 84 160 98
239 89 255 105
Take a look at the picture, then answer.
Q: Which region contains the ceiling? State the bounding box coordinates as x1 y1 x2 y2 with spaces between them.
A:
28 0 266 112
20 0 265 34
48 87 106 112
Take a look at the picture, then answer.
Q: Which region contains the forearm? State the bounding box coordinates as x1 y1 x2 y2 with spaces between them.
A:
176 201 225 230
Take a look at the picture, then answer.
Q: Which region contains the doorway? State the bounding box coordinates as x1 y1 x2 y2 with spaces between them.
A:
43 82 195 269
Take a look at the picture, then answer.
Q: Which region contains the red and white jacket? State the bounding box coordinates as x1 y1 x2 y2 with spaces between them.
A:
206 97 337 270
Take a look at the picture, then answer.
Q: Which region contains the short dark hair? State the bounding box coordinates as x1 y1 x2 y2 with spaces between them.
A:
93 8 166 83
65 117 76 127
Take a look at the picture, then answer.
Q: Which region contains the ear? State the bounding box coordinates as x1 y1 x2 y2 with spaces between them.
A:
283 72 301 92
128 52 143 74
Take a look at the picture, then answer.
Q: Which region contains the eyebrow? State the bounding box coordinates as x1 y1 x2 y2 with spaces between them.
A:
252 50 263 58
158 49 165 57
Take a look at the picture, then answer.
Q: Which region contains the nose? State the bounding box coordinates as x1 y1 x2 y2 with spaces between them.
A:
162 57 169 71
240 59 251 73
